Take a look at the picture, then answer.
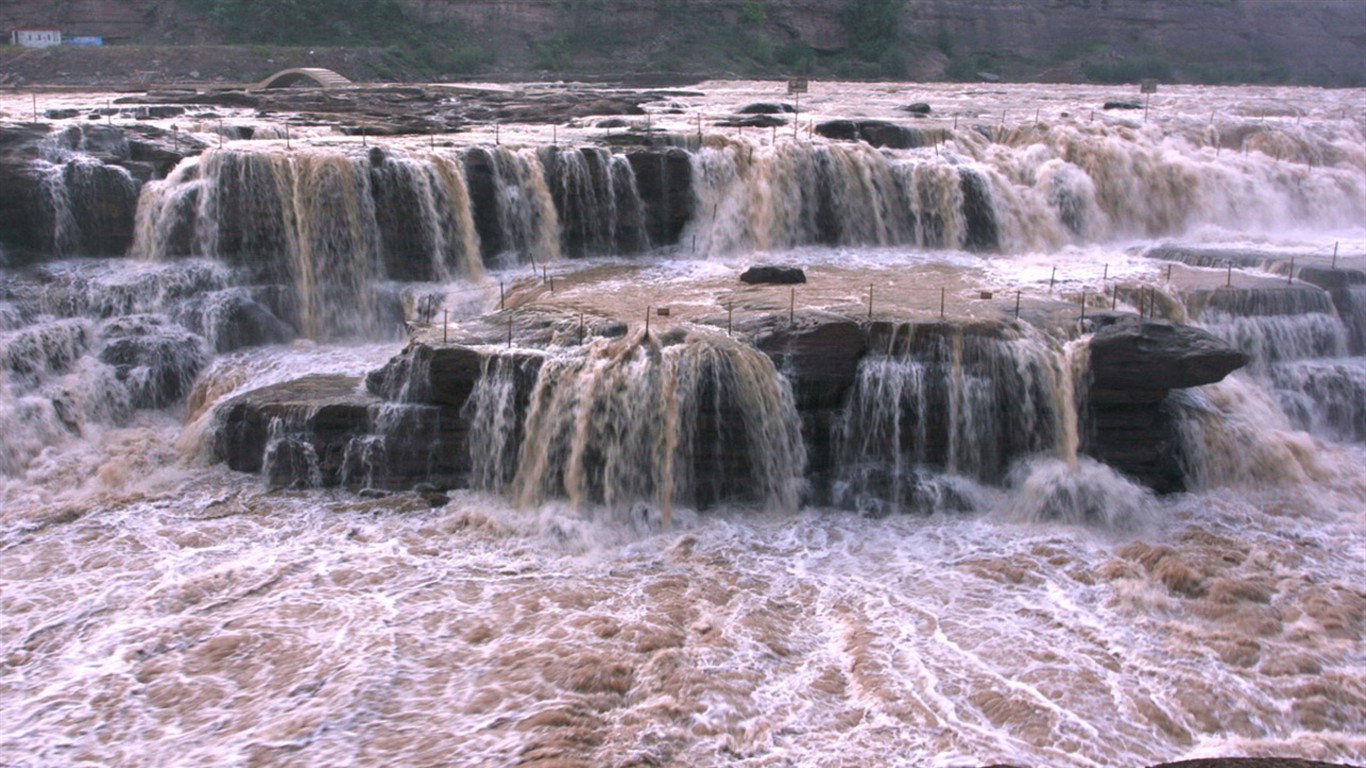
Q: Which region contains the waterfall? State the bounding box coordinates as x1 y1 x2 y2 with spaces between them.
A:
1188 285 1366 443
463 331 805 512
132 147 486 340
833 323 1073 515
40 156 139 257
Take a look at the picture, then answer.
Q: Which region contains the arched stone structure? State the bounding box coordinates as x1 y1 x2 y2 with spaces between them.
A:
255 68 353 90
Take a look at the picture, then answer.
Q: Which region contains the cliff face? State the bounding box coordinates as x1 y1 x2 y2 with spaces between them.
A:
401 0 1364 84
1 0 1362 85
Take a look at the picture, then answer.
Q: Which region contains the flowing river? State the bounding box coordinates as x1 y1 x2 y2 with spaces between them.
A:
1 80 1363 767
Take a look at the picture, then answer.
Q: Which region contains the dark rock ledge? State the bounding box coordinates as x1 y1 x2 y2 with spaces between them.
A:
212 310 1247 500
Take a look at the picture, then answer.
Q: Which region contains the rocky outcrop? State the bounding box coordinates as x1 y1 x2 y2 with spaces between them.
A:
0 123 199 262
1084 317 1248 493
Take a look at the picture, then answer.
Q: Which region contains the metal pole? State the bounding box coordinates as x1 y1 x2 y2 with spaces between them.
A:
1139 287 1145 318
1333 241 1339 269
285 122 290 151
507 315 513 348
442 310 448 344
1112 287 1118 310
1080 292 1086 320
868 284 874 318
789 287 795 326
940 287 945 319
1103 263 1108 282
579 313 585 344
1288 257 1294 285
499 281 505 311
793 90 799 140
495 123 499 145
1049 266 1056 291
1166 263 1173 282
727 301 733 336
1014 290 1021 320
1226 262 1233 288
645 306 651 338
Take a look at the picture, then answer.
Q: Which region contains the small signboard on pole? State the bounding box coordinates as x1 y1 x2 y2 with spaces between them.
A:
1140 78 1158 94
787 77 808 94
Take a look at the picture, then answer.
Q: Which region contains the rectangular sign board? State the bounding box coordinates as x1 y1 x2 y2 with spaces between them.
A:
788 78 808 94
1140 78 1158 94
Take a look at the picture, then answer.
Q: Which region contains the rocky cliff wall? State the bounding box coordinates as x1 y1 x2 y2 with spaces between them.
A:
1 0 1361 85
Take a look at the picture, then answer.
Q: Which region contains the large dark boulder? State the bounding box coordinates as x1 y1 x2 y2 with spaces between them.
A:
1088 318 1248 400
740 266 807 285
815 120 926 149
737 102 795 115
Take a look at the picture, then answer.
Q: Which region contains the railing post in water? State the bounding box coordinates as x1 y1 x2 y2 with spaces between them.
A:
1103 263 1109 282
1049 266 1056 291
442 310 448 344
1166 263 1173 282
1333 241 1339 269
1288 257 1295 285
727 301 733 336
1014 290 1021 320
1080 291 1086 321
940 287 946 320
579 312 585 345
507 314 513 348
1226 261 1233 288
1111 286 1118 310
868 284 874 319
499 281 505 311
1139 287 1146 318
789 288 795 326
645 306 651 338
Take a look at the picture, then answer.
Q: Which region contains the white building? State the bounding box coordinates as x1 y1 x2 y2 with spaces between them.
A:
11 27 62 48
